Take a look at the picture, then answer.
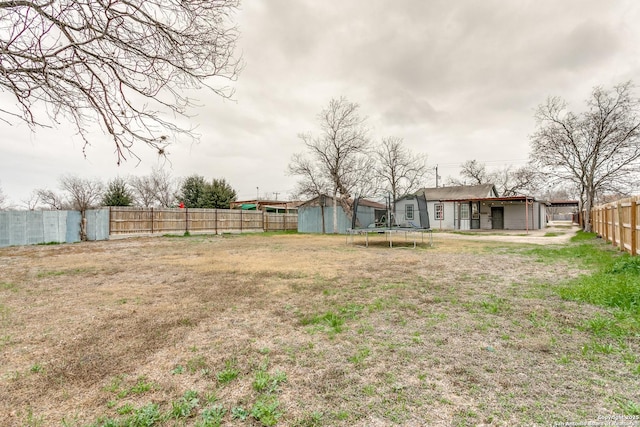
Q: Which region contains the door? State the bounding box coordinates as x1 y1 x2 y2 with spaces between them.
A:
470 202 480 229
491 207 504 229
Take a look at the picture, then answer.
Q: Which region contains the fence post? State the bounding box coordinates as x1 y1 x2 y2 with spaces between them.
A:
631 199 637 256
617 202 624 251
240 209 243 232
607 206 616 245
215 209 218 235
150 207 154 234
185 208 189 233
109 206 113 236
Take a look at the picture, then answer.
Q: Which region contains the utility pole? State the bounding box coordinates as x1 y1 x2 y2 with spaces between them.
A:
274 192 279 201
435 165 440 188
256 187 259 200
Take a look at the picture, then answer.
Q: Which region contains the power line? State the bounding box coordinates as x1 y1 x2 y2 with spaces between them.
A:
434 158 530 168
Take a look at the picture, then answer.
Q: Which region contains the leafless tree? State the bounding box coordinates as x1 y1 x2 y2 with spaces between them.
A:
60 175 104 210
129 168 178 207
59 175 104 239
21 190 41 210
151 168 179 208
449 160 540 197
455 159 489 185
374 136 429 204
0 0 241 162
491 165 541 197
35 188 66 210
530 82 640 231
288 153 330 199
129 175 156 207
0 182 7 209
289 97 370 233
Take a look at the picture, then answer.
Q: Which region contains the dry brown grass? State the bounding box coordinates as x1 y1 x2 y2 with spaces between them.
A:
0 232 638 426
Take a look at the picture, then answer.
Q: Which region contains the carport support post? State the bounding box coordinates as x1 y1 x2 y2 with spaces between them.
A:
525 199 529 234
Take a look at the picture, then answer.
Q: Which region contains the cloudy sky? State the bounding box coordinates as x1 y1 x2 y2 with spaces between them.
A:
1 0 640 206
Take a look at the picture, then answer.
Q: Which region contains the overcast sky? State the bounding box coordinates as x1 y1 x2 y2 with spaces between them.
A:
2 0 640 206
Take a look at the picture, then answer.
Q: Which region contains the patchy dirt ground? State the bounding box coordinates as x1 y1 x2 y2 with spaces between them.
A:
0 228 638 426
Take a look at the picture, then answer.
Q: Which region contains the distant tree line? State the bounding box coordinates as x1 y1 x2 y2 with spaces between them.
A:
16 169 238 212
446 159 540 197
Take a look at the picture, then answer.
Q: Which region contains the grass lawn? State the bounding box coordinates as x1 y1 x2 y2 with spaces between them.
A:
0 232 638 426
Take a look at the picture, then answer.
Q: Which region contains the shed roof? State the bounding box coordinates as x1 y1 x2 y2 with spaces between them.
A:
415 184 498 201
300 194 385 209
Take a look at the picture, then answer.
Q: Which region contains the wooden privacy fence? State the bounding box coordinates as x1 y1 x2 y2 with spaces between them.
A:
591 196 640 256
109 207 298 236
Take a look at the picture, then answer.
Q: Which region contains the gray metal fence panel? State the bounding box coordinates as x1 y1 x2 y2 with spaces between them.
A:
0 212 9 246
65 211 81 243
9 211 26 246
86 209 110 241
43 211 64 243
27 211 44 245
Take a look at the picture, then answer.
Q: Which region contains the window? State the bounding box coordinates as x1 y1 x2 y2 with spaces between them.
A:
405 204 414 220
460 203 470 220
435 203 444 220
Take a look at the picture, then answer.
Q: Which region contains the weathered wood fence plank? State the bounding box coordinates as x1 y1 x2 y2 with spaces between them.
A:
109 207 297 236
591 196 639 256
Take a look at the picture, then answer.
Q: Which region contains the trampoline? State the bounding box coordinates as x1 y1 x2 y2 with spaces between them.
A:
346 195 433 248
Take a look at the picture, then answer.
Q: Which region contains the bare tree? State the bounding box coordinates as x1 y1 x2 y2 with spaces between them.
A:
491 165 541 197
129 175 157 207
35 188 66 210
457 159 489 185
0 182 7 209
448 160 540 197
21 190 41 210
0 0 241 162
59 175 104 239
530 82 640 231
374 136 429 204
288 153 331 199
151 168 179 208
129 168 178 207
289 97 370 233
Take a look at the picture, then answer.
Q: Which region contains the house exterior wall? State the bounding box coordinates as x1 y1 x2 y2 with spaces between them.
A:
483 202 546 230
503 204 527 229
397 197 547 231
428 201 456 230
480 206 492 229
395 199 419 226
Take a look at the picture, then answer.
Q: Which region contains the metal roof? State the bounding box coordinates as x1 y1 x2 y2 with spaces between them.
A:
415 184 498 201
300 194 385 209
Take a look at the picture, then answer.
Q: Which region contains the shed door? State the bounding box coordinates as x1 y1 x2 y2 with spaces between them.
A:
491 207 504 230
